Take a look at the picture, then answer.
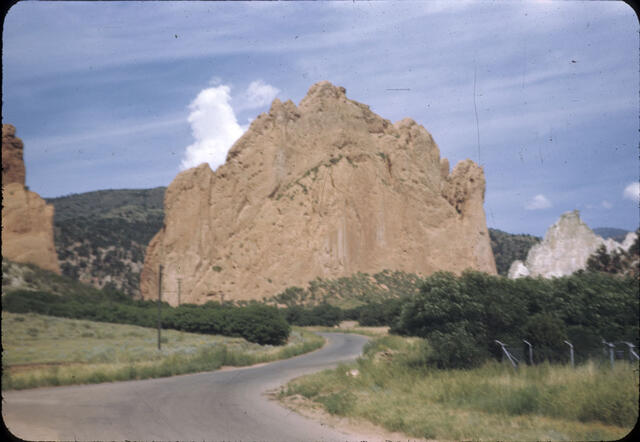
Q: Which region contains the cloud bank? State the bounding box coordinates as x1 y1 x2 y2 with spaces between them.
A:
181 80 279 171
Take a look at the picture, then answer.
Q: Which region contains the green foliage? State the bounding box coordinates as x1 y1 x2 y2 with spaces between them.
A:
392 272 486 338
2 290 290 346
587 245 624 274
393 270 639 368
223 304 290 346
586 231 639 277
46 187 166 222
489 228 541 275
523 313 567 363
3 259 112 298
426 326 490 369
45 187 166 296
283 303 343 326
356 298 403 326
271 269 421 309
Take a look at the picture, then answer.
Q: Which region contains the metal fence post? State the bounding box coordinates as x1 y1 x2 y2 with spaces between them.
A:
602 339 614 369
622 342 639 361
495 340 518 369
563 340 574 367
523 339 533 365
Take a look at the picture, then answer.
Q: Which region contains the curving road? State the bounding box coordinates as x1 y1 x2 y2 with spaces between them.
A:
2 333 368 441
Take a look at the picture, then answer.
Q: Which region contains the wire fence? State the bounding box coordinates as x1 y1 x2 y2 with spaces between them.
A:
493 338 639 369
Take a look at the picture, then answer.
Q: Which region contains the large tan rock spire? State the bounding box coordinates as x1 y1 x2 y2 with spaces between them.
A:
2 124 61 274
141 81 496 305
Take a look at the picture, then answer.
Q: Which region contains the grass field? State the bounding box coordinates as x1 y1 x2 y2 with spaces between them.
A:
1 311 324 390
278 334 639 441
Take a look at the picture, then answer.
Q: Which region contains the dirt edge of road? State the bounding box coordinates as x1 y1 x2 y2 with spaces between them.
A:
266 388 428 442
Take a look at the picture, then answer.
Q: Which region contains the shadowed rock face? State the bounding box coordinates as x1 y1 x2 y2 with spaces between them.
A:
141 81 496 305
2 124 60 274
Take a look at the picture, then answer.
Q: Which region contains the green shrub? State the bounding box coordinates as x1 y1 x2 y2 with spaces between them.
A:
283 303 343 327
523 313 568 363
426 326 489 369
3 290 290 346
391 270 638 368
357 298 402 326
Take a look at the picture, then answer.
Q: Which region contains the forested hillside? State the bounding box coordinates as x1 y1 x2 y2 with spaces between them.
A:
488 228 541 275
46 187 165 296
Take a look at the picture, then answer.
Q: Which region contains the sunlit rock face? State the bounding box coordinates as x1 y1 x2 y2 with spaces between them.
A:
2 124 60 274
141 81 496 305
508 210 637 279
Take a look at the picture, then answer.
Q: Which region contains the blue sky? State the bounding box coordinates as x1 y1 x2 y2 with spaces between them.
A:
2 0 638 236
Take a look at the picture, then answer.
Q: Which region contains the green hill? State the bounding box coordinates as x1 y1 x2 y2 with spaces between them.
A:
46 187 166 296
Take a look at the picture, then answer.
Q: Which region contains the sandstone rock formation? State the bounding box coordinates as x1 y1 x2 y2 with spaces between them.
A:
508 210 637 279
2 124 60 274
2 124 26 185
141 81 496 305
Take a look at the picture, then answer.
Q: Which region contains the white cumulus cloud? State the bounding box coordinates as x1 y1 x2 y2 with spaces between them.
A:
241 79 280 109
601 200 613 209
525 194 552 210
180 85 245 171
623 182 640 203
180 79 279 171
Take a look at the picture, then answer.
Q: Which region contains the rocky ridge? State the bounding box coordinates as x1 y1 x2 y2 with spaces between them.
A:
2 124 60 274
141 81 496 305
508 210 637 278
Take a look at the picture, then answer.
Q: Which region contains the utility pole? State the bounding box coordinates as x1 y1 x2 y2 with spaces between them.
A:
178 278 182 306
158 265 163 351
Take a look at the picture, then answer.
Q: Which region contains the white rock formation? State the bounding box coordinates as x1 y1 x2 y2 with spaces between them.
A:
508 210 636 279
508 260 530 278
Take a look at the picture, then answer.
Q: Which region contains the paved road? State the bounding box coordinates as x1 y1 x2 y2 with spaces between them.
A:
3 333 368 441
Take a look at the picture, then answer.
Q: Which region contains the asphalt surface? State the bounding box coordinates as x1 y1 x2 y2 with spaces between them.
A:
2 332 369 441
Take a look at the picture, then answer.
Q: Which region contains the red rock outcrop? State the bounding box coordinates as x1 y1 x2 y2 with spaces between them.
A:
141 82 496 305
2 124 60 274
2 124 26 186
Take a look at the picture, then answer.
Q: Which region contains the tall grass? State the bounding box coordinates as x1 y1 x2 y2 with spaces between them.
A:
280 335 638 440
2 312 324 390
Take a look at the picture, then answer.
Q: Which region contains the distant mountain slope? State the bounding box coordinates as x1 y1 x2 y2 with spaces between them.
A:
592 227 630 243
488 228 541 276
45 188 166 296
47 187 166 222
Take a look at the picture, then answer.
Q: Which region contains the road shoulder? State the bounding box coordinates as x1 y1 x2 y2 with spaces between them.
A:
265 388 426 442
